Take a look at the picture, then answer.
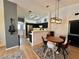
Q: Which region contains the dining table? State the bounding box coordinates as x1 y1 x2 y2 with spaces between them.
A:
47 36 64 43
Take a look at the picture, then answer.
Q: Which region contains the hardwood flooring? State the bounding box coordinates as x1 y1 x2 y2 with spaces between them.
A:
69 46 79 59
0 36 79 59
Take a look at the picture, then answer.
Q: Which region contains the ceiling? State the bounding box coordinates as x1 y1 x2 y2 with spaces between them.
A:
8 0 79 18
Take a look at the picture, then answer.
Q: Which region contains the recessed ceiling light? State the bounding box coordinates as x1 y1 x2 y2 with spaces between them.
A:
46 5 50 8
29 10 32 12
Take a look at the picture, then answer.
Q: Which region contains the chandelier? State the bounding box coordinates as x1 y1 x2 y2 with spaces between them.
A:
51 0 62 24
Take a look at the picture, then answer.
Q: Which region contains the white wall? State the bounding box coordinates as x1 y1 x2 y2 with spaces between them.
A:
0 0 6 45
17 6 28 18
51 4 79 36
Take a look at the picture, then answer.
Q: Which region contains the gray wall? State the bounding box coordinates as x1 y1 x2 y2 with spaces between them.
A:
4 0 18 48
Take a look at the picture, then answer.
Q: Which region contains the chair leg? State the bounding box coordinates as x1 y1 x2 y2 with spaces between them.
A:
43 46 47 53
66 47 71 59
62 48 67 59
64 48 68 55
52 49 55 59
44 48 49 58
57 46 61 54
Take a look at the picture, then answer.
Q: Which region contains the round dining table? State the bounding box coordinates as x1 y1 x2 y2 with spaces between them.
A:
47 36 66 59
47 36 64 43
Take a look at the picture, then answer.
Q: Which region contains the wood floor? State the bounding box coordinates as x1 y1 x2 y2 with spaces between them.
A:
0 36 79 59
69 46 79 59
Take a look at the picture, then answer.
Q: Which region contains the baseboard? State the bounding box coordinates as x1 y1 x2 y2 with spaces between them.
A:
70 42 79 48
6 45 19 50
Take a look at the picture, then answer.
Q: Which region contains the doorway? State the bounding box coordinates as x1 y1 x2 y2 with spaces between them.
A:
18 18 25 45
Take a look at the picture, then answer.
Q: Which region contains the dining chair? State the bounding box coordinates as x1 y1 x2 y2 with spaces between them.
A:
50 31 55 36
44 41 57 59
59 36 69 54
41 36 47 53
57 36 71 59
41 34 52 53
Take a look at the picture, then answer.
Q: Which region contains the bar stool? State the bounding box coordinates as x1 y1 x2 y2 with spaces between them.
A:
44 41 57 59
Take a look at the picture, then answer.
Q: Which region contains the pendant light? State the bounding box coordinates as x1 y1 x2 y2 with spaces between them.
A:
52 0 62 24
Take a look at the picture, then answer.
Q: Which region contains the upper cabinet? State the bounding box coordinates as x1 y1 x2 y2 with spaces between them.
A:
26 22 48 28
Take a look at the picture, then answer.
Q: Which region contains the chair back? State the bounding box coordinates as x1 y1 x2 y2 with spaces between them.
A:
50 31 54 36
47 41 57 50
59 36 66 43
59 36 71 48
41 36 47 45
64 40 71 48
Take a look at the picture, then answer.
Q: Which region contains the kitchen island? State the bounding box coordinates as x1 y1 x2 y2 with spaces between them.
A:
29 30 49 46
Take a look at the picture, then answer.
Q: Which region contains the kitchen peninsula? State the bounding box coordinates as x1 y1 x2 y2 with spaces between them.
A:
29 30 49 46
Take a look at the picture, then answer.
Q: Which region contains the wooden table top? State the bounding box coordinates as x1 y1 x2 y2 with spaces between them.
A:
47 36 64 43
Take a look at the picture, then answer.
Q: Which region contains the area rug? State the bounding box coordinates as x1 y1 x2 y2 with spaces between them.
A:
0 50 26 59
33 47 68 59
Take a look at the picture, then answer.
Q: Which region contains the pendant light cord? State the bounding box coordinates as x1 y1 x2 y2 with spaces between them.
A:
55 0 57 18
58 0 60 19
